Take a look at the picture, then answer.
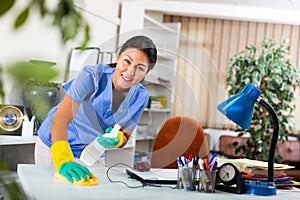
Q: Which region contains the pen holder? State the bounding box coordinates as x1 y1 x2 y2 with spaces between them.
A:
198 170 216 193
177 166 198 191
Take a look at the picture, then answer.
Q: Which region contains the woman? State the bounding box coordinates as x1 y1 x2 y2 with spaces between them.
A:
35 35 157 183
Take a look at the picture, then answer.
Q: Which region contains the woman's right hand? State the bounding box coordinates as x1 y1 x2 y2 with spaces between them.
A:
51 140 92 183
59 162 92 183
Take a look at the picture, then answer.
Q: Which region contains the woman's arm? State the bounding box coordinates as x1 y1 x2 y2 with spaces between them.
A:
52 94 133 148
51 95 79 143
50 94 93 182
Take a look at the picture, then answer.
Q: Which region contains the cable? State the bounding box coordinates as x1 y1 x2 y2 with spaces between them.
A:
106 163 145 188
106 163 177 189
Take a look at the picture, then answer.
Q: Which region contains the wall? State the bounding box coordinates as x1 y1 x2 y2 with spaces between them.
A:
0 0 122 104
164 15 300 131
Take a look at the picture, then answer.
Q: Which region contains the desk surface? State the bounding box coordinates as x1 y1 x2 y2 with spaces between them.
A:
17 164 300 200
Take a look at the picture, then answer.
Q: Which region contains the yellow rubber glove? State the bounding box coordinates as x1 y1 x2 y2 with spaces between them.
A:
51 140 92 183
106 127 125 147
116 131 125 148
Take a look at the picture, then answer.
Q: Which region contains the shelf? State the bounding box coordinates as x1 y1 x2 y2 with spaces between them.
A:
120 3 180 156
143 76 173 87
158 51 178 60
143 81 172 88
144 108 171 113
136 136 156 141
0 135 37 145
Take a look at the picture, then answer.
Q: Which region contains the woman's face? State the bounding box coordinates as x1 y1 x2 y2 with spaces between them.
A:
113 48 149 90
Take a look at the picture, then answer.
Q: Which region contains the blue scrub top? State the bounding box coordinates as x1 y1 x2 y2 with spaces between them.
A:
38 64 149 158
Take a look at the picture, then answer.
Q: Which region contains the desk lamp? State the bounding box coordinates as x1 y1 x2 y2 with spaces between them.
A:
217 83 279 196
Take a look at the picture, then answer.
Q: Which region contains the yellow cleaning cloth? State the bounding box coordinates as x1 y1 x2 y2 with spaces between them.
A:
54 172 99 186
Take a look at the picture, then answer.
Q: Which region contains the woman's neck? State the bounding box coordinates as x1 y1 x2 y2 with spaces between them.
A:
112 81 130 92
112 83 129 113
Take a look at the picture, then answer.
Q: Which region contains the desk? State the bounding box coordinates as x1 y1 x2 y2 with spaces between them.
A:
17 164 300 200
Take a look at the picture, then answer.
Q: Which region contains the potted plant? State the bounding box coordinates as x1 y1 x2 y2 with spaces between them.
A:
0 60 59 199
226 35 300 162
1 1 85 199
7 60 60 134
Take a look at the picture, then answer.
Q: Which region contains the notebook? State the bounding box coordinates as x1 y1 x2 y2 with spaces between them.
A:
126 168 178 185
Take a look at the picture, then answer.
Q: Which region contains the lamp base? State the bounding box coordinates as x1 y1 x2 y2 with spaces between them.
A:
244 180 276 196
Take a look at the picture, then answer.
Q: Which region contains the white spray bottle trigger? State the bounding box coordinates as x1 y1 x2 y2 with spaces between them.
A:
103 124 121 138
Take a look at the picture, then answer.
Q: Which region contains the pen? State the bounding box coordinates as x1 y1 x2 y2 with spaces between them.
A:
208 152 216 165
177 157 184 167
181 156 188 166
198 158 204 170
203 158 209 170
187 153 193 162
209 157 217 170
188 160 193 168
210 160 218 171
193 156 198 168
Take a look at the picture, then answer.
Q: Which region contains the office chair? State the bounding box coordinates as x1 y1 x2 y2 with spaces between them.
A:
150 116 210 169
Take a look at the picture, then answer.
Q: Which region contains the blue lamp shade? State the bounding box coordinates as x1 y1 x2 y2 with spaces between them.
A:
217 83 262 129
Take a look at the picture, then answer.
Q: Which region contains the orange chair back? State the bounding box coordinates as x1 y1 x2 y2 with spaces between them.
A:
150 116 209 169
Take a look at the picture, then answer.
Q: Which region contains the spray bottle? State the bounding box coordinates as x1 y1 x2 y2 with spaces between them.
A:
80 124 121 166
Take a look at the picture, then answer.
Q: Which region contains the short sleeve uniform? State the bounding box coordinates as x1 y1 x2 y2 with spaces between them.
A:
38 64 149 157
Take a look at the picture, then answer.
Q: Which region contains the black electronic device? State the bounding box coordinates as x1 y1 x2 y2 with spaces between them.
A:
126 168 177 185
0 105 24 136
215 162 245 194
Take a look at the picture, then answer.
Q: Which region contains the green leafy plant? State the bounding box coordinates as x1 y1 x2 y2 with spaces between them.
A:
0 1 89 199
7 60 58 85
0 0 90 47
226 35 300 162
0 61 59 200
0 161 27 200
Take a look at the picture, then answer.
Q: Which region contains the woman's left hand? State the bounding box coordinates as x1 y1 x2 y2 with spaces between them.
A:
96 131 124 148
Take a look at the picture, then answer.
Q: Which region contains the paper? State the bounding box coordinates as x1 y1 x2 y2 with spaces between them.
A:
217 157 294 170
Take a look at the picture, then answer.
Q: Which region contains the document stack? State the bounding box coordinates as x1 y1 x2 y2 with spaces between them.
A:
217 158 300 188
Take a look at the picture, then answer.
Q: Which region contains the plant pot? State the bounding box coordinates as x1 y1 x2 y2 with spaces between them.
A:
21 84 60 134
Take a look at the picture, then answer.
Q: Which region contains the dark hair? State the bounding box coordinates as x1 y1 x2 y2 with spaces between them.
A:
118 36 157 71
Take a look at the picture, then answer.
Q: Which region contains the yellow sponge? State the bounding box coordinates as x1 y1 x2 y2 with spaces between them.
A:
54 172 99 186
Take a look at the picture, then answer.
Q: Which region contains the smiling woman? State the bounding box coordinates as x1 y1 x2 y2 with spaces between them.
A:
113 48 149 91
34 35 157 185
